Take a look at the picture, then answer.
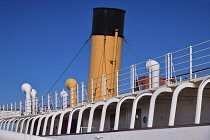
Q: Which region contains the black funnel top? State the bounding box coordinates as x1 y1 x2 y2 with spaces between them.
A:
91 7 126 37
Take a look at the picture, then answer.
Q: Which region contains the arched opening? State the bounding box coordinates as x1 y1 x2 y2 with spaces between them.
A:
27 119 33 134
118 99 134 130
17 120 23 132
200 83 210 123
80 108 91 133
39 118 45 135
0 121 5 129
32 119 39 135
175 88 197 125
104 102 117 131
52 114 61 135
91 105 103 132
4 121 8 130
7 121 12 131
69 111 79 134
22 119 29 133
153 92 173 127
60 112 70 134
134 96 151 129
12 120 18 131
45 116 53 135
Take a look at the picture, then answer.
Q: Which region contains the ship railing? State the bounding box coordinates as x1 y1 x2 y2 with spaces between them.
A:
80 127 98 133
0 40 210 119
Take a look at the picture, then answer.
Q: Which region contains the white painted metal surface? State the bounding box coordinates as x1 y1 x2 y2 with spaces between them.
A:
0 130 56 140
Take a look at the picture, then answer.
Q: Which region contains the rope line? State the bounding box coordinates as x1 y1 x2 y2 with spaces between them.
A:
123 37 141 62
43 36 91 97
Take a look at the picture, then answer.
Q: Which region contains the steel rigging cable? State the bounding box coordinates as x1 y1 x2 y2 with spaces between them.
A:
43 36 91 97
123 37 141 62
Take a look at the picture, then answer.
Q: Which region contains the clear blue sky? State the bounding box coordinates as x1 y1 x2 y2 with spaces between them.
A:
0 0 210 104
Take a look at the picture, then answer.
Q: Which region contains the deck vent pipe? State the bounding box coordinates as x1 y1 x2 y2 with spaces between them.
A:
146 59 160 88
31 89 37 115
21 83 32 115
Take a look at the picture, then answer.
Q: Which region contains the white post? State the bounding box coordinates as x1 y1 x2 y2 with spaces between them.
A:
3 105 5 118
60 90 68 109
102 75 106 99
77 84 79 106
190 46 193 80
91 79 94 103
55 91 58 110
25 100 27 115
41 96 44 113
165 55 167 82
116 70 119 97
131 65 135 94
48 94 51 112
14 102 16 112
36 97 38 114
82 82 84 105
0 105 1 118
148 63 152 90
11 103 13 111
19 101 22 116
167 53 171 85
10 103 13 117
3 105 5 117
170 54 173 80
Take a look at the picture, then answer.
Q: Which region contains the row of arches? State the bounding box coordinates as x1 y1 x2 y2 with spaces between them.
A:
1 77 210 136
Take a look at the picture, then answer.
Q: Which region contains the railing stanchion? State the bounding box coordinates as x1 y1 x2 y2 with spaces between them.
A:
102 75 106 99
10 103 12 117
190 46 193 80
0 105 1 118
167 53 171 85
19 101 22 115
41 96 44 113
82 82 84 105
48 94 51 112
91 79 94 103
148 61 152 90
14 102 16 112
77 84 79 106
55 91 58 111
35 97 38 115
3 105 5 118
131 65 135 94
116 70 119 97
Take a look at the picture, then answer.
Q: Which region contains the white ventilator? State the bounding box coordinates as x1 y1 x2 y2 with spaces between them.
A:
31 89 37 115
146 59 160 88
60 89 68 108
21 83 32 115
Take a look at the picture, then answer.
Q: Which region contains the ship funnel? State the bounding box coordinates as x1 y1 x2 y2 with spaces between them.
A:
146 60 160 88
65 78 77 107
88 7 126 101
21 83 32 114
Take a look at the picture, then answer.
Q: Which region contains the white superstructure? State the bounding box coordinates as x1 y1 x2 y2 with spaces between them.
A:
0 40 210 140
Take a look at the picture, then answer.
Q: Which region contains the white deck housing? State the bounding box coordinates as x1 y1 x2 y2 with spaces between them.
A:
0 40 210 139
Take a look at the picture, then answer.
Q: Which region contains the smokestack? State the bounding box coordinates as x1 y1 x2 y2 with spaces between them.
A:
88 8 126 101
